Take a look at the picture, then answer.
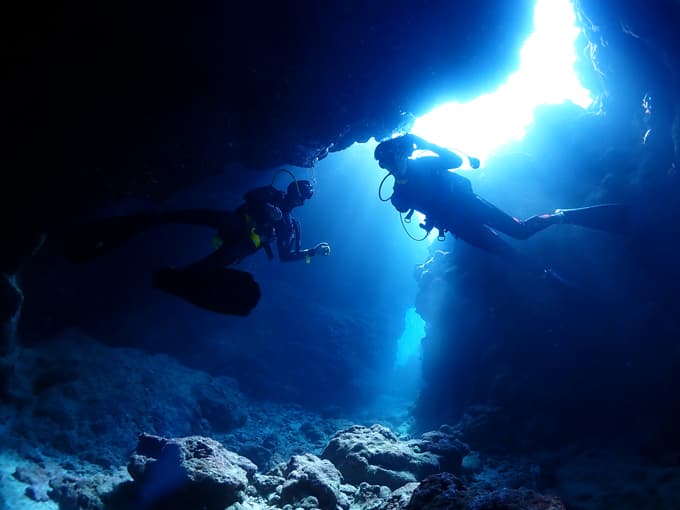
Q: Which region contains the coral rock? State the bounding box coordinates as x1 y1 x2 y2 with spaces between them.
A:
322 424 439 489
126 433 256 510
279 453 348 510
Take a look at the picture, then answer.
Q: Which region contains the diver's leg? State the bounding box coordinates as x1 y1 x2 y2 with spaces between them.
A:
186 232 258 269
62 212 168 263
471 196 560 240
494 203 632 238
62 209 240 263
476 198 631 238
553 204 630 234
156 209 235 230
453 223 520 259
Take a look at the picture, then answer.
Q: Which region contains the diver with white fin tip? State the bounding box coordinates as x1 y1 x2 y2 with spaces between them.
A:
374 133 629 282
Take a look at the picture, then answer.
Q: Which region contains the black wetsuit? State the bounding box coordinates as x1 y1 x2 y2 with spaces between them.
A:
274 210 316 262
391 156 559 255
170 185 312 267
63 184 316 315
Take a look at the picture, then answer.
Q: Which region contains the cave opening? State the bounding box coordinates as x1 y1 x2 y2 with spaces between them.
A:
412 0 593 164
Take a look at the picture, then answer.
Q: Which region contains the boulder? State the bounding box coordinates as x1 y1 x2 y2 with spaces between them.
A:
380 482 419 510
49 471 129 510
406 473 566 510
406 472 466 510
463 487 566 510
126 433 256 510
412 426 470 473
350 481 394 510
279 453 348 510
322 424 439 489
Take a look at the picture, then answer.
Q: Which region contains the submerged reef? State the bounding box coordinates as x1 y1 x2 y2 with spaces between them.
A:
3 336 680 510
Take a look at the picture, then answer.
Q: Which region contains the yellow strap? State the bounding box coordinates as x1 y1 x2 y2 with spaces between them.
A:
250 228 261 248
243 213 262 248
214 213 261 250
305 254 311 264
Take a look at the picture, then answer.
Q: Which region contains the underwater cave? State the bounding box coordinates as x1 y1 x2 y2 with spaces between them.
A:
2 0 680 508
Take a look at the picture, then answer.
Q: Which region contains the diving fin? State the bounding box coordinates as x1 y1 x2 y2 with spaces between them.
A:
62 213 160 263
555 203 630 235
152 265 261 316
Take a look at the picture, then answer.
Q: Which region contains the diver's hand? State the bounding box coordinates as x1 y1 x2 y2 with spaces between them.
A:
265 204 283 222
313 242 331 256
404 133 429 149
469 157 480 169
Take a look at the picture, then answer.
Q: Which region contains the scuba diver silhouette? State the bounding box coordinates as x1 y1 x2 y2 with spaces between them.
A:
63 171 331 316
374 133 629 276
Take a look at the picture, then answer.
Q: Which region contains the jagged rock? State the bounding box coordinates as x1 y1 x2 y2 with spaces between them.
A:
412 426 470 473
279 453 349 510
252 472 284 495
413 250 457 323
322 424 439 489
406 472 466 509
227 501 278 510
351 482 392 510
473 456 546 491
49 471 129 510
405 473 566 510
13 464 54 502
464 486 566 510
1 230 45 367
379 482 419 510
0 274 23 401
0 274 22 356
126 433 257 510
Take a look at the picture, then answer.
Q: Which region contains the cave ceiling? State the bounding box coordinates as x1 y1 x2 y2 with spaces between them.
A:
5 0 678 244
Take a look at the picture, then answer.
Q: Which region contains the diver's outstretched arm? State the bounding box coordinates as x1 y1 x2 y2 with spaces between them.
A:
407 134 464 169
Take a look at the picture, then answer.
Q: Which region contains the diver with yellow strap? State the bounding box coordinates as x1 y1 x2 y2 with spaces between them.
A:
63 170 331 316
208 175 330 264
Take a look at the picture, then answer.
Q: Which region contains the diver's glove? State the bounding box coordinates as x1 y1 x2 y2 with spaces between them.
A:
469 157 480 169
313 242 331 256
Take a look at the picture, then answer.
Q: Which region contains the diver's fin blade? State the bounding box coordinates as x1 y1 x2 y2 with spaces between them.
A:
558 204 630 235
152 266 261 316
62 213 159 263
